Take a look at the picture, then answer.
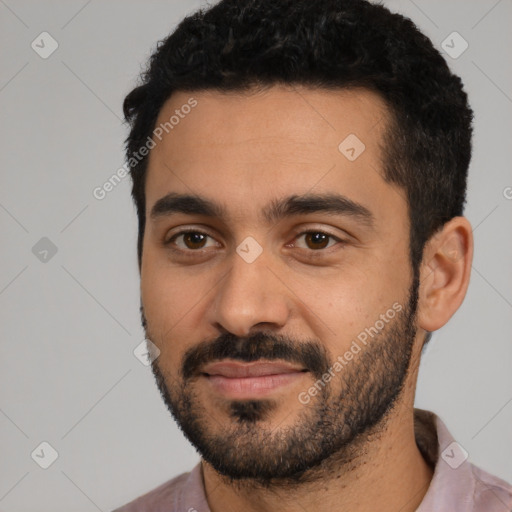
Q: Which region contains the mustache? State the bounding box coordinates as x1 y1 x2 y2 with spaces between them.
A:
181 331 330 381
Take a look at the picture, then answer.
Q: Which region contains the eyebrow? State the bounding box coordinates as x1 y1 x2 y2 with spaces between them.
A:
149 192 375 229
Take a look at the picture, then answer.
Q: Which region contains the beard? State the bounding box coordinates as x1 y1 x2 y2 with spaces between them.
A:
142 271 420 489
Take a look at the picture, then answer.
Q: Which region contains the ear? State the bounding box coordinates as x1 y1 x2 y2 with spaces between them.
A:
417 216 473 332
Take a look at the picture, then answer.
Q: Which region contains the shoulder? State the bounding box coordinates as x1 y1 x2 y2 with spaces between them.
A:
471 463 512 512
112 469 192 512
413 408 512 512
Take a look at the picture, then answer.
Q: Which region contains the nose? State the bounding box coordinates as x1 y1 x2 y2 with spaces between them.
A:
209 245 291 337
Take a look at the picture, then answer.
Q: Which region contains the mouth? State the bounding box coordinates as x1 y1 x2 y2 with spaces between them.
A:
200 360 309 398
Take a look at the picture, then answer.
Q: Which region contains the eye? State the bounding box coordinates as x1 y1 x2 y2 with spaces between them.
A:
291 230 344 250
164 230 218 251
163 228 345 254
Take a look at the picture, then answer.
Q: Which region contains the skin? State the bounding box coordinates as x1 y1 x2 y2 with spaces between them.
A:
140 85 473 512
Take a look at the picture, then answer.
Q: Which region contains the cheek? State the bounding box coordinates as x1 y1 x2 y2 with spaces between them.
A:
317 283 381 345
140 263 203 356
300 258 407 352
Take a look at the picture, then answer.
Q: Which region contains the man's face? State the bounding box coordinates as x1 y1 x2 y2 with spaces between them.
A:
140 85 420 484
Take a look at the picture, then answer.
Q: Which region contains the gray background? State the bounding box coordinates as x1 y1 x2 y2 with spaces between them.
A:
0 0 511 510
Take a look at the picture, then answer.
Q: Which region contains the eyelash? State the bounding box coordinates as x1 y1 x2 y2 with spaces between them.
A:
163 229 345 254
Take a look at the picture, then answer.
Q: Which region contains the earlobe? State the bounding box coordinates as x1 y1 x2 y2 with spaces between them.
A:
417 217 473 332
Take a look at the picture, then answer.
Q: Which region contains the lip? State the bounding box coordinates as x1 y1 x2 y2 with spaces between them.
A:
201 360 308 398
201 360 306 378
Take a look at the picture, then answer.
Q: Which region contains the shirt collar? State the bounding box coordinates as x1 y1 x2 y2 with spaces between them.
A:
414 407 476 511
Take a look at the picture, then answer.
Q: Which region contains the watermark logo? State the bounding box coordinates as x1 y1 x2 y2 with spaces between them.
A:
31 441 59 469
441 441 468 469
441 32 468 59
134 339 160 366
32 237 58 263
31 32 59 59
236 236 263 263
338 134 366 161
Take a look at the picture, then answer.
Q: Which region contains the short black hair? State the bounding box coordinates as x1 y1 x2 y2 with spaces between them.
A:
123 0 473 281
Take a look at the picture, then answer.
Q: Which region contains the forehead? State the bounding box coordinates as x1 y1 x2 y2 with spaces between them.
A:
144 85 404 228
150 84 389 158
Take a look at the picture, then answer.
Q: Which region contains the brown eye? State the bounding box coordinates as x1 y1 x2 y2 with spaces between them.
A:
294 230 340 250
165 231 216 250
304 232 330 249
182 232 207 249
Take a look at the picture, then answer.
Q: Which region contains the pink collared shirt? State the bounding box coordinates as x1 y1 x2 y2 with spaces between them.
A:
113 408 512 511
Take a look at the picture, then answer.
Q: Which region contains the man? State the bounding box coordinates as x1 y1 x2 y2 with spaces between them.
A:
114 0 512 510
